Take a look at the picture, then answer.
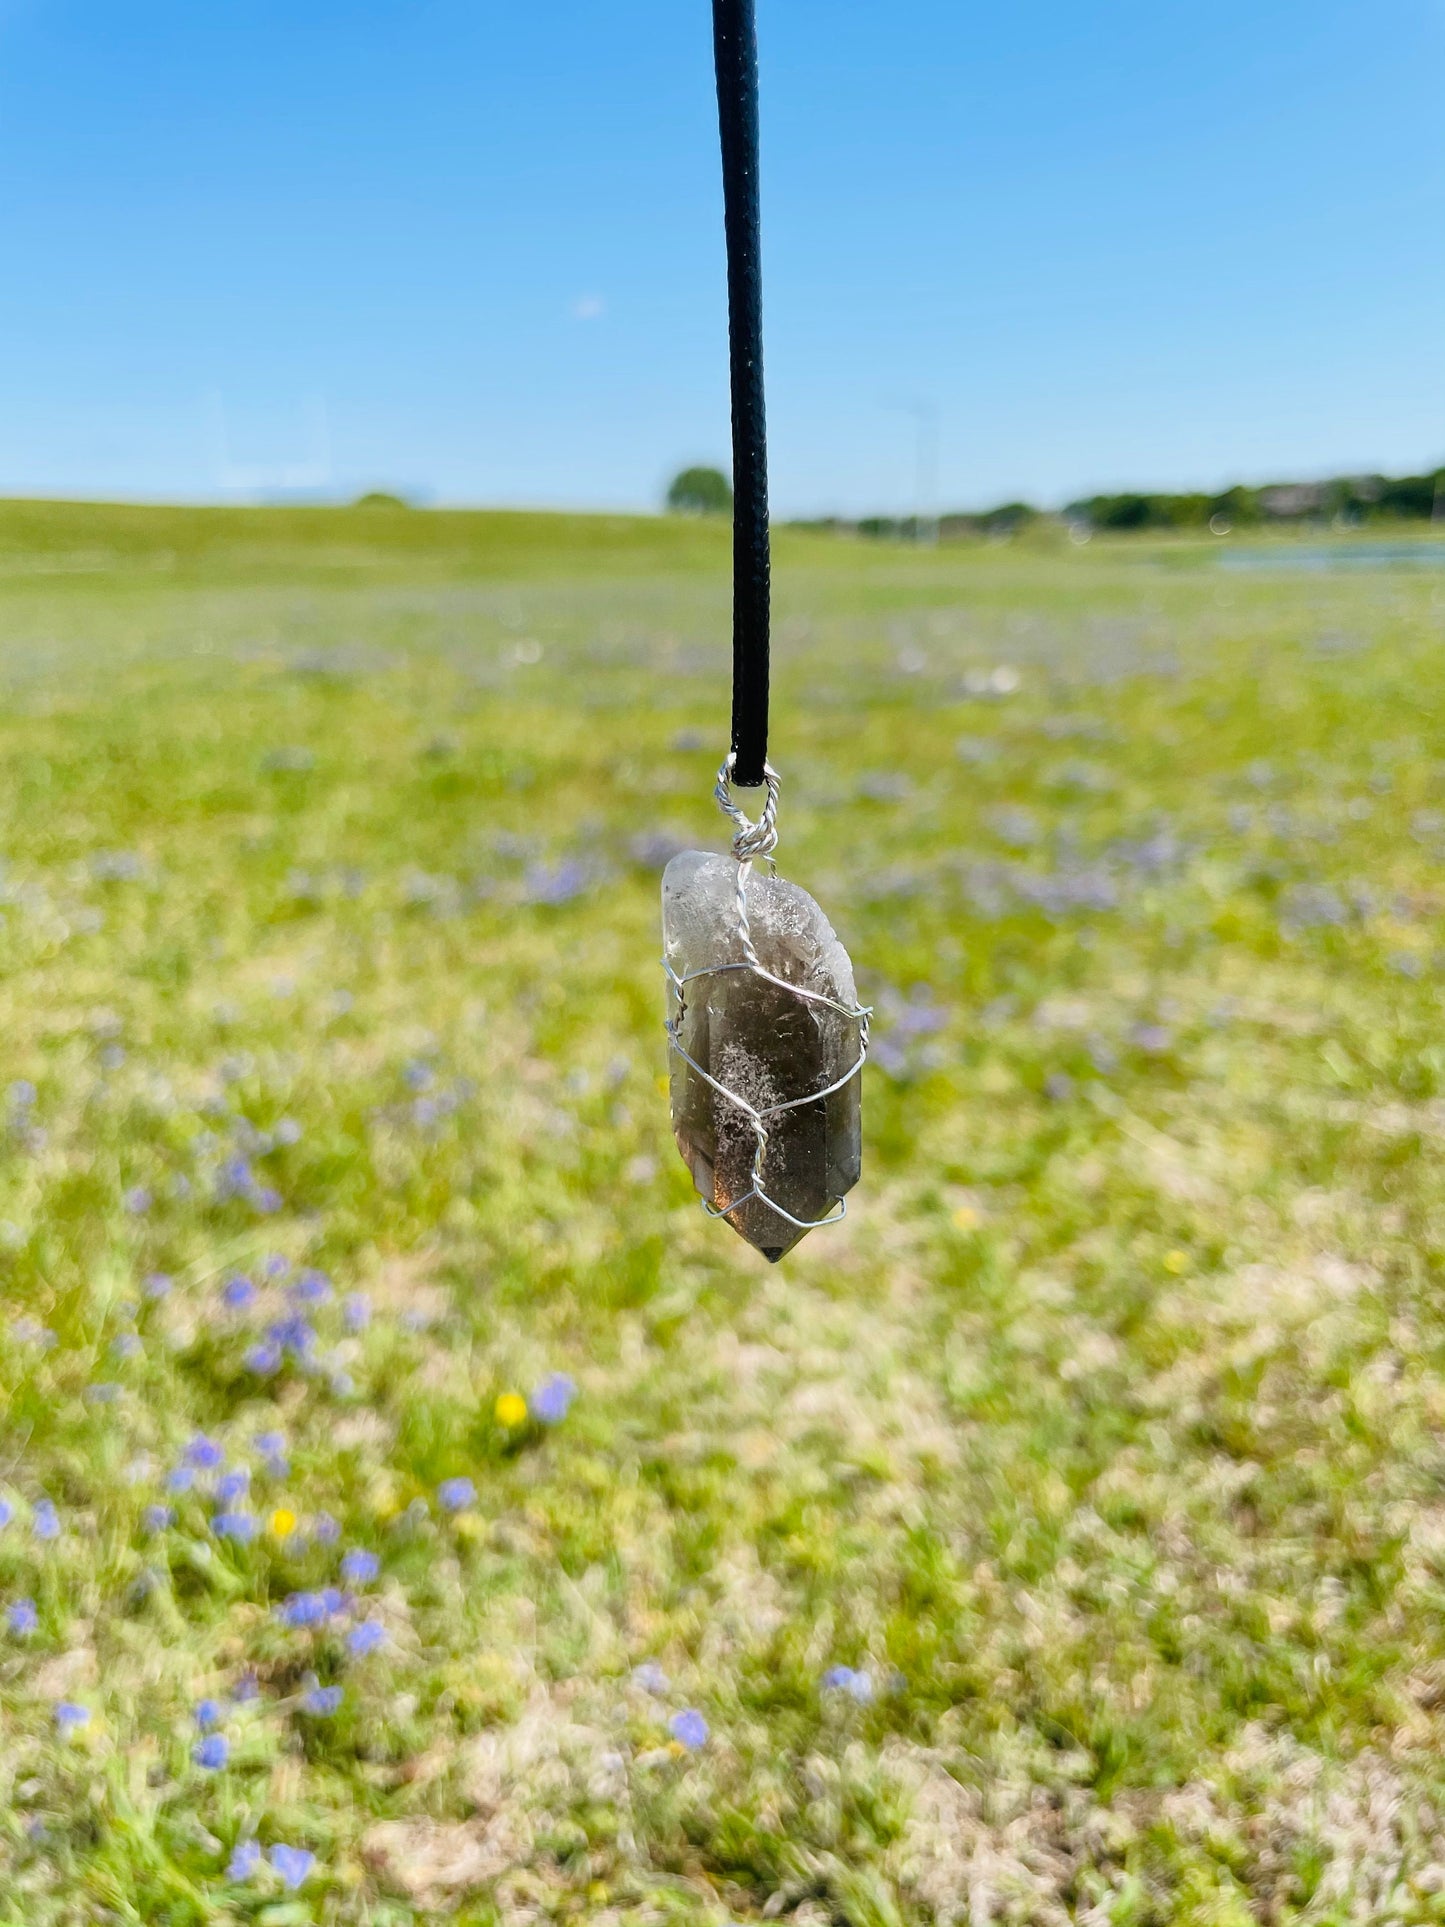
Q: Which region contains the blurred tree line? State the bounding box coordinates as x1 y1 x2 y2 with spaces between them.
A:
790 464 1445 540
1064 466 1445 531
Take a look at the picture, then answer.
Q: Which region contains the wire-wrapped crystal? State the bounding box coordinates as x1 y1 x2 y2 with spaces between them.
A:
663 850 864 1260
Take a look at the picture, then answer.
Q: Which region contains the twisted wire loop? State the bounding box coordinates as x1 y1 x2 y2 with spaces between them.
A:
714 753 780 970
714 753 780 860
662 760 871 1239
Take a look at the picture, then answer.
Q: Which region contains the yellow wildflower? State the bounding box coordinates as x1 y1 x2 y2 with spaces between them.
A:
269 1508 297 1538
495 1391 528 1428
1164 1249 1189 1275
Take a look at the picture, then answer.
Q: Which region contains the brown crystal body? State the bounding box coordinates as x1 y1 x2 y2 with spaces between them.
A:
663 851 862 1260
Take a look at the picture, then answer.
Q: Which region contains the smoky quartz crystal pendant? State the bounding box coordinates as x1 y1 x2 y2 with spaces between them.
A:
663 850 865 1260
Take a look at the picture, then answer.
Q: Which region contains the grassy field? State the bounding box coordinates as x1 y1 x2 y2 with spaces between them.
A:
3 501 1445 1925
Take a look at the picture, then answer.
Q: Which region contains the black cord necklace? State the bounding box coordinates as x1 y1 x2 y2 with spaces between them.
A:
712 0 770 789
658 0 869 1261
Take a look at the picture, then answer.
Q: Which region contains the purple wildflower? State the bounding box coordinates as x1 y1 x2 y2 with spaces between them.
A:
217 1155 253 1199
277 1590 330 1628
143 1504 175 1533
32 1499 59 1540
668 1708 709 1750
530 1373 577 1424
166 1466 195 1495
822 1664 875 1703
233 1673 260 1702
0 1498 11 1528
437 1476 475 1512
186 1434 225 1471
194 1698 224 1730
8 1598 38 1636
340 1548 379 1585
111 1333 143 1360
212 1511 257 1542
871 1037 909 1079
269 1845 315 1890
220 1274 256 1311
193 1733 229 1770
226 1838 262 1881
301 1683 343 1716
630 829 689 868
342 1293 370 1332
143 1272 173 1299
254 1187 282 1214
290 1269 331 1305
215 1469 250 1505
347 1620 386 1658
53 1701 90 1734
268 1314 314 1358
523 858 590 906
312 1512 340 1545
123 1187 152 1215
1131 1023 1173 1054
631 1661 668 1694
245 1340 282 1374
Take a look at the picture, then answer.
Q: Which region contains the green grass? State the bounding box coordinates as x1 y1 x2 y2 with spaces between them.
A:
2 502 1445 1923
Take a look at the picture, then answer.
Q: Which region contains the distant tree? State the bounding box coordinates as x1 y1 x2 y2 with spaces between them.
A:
1377 472 1438 519
980 501 1038 537
1209 485 1259 526
354 491 411 510
1101 494 1153 531
666 466 733 516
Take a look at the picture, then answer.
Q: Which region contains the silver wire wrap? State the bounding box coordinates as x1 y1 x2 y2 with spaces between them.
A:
663 758 870 1236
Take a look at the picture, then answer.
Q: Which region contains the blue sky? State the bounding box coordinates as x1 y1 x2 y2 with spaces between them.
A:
0 0 1441 514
